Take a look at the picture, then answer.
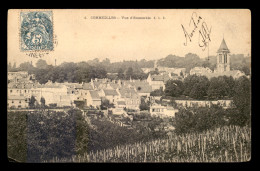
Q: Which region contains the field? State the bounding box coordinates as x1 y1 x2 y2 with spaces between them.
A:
47 125 251 162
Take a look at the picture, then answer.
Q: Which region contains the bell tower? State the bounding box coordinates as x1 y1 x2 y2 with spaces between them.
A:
216 38 230 73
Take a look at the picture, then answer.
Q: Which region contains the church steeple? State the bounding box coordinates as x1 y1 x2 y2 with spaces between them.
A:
216 38 231 73
217 38 230 53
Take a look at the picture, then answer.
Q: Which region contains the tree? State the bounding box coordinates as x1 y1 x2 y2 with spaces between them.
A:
35 69 49 84
183 75 209 99
164 80 184 97
40 97 46 108
207 77 229 99
241 66 250 76
139 97 150 111
101 99 114 109
29 96 36 108
150 88 164 96
125 67 133 79
19 62 33 71
232 76 251 126
36 59 48 69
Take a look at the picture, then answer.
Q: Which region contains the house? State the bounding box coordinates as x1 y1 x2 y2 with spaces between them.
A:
82 82 94 90
115 100 126 109
147 73 171 91
123 80 153 97
86 90 101 108
8 95 29 108
204 70 246 80
35 84 73 107
100 89 120 104
150 103 178 118
117 88 141 110
190 67 213 76
113 100 127 115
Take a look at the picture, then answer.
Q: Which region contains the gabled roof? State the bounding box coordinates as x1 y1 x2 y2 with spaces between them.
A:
89 90 100 100
8 96 26 100
135 84 153 93
117 101 126 105
109 83 120 89
217 38 230 53
203 70 244 79
150 74 171 83
8 83 36 89
82 83 93 90
118 88 139 98
103 89 119 96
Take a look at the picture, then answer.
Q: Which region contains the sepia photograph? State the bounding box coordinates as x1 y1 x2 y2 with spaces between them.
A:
7 9 251 163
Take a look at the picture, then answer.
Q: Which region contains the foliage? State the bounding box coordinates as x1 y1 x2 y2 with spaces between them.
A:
40 97 45 108
150 88 164 96
139 97 150 111
174 106 226 134
183 75 209 99
101 99 114 109
26 110 77 162
48 126 251 162
29 96 36 108
165 80 184 97
7 111 27 162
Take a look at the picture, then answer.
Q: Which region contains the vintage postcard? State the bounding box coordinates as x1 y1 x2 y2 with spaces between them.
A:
7 9 251 163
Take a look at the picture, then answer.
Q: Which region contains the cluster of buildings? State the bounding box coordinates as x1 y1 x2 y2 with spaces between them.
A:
7 72 154 112
189 38 247 79
7 38 248 118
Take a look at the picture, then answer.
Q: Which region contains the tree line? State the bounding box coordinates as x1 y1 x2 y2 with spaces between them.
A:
8 59 148 84
162 74 250 101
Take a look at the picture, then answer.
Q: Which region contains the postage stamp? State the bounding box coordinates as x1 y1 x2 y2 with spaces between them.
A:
20 11 53 51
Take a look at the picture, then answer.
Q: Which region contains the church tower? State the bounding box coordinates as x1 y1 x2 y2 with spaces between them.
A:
216 38 230 73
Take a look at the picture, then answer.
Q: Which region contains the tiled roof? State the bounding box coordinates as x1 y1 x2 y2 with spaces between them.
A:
135 84 153 93
109 83 120 89
8 83 35 89
118 88 138 98
8 96 26 100
203 70 244 79
89 90 100 99
83 83 93 90
117 101 126 105
36 84 63 88
103 89 119 96
151 74 171 82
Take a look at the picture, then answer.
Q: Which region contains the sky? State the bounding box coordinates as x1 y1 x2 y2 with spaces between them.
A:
8 9 251 66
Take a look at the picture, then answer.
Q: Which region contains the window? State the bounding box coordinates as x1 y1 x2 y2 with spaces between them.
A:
25 90 27 93
12 100 14 103
19 100 21 103
219 54 222 63
10 90 12 93
152 109 155 112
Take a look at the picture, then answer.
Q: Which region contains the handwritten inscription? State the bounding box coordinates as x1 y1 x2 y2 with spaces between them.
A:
181 12 211 51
